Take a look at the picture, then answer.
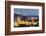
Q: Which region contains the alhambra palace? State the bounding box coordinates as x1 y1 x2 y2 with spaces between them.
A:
14 16 39 27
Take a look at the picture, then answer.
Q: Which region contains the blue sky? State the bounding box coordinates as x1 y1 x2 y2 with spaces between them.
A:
14 8 39 16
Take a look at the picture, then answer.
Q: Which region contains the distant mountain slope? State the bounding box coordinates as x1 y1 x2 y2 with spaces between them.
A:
14 13 39 18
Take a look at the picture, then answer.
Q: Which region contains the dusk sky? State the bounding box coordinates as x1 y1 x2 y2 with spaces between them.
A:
14 8 39 16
